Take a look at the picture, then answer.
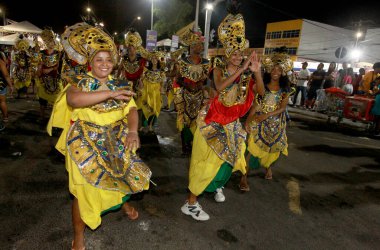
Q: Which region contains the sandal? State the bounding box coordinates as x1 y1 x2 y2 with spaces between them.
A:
125 206 139 220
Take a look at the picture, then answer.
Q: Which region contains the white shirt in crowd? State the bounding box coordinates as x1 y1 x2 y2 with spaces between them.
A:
296 68 310 87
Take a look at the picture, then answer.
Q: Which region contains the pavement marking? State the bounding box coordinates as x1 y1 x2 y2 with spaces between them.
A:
321 136 380 150
286 177 302 215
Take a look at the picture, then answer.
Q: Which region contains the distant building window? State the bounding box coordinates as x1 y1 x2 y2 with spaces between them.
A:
270 31 282 39
282 30 300 38
266 32 271 39
264 48 276 55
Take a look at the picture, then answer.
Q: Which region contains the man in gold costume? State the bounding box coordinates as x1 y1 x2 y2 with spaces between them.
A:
174 29 210 155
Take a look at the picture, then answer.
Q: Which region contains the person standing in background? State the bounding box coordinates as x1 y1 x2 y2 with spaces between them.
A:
292 62 309 107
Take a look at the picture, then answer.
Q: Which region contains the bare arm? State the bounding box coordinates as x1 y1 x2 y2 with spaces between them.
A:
124 107 140 152
0 59 13 93
248 52 264 96
66 85 134 108
213 52 254 92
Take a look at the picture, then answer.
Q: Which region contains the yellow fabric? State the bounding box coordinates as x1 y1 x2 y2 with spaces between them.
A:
188 128 246 196
14 79 31 89
247 134 288 169
48 84 140 230
360 71 377 93
167 90 174 107
36 78 63 104
141 79 162 119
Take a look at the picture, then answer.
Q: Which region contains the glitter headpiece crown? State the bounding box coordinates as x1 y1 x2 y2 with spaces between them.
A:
180 29 204 47
61 22 118 65
41 28 57 48
261 47 293 75
218 13 247 58
15 39 30 52
125 29 142 48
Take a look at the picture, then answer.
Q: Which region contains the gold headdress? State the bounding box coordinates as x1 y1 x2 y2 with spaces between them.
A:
218 13 247 58
147 50 165 61
125 29 142 48
15 39 30 52
180 29 204 46
261 47 293 76
61 22 118 65
41 28 56 48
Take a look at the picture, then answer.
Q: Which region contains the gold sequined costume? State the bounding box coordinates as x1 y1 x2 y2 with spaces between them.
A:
12 39 32 90
36 28 63 103
188 13 253 195
47 23 151 230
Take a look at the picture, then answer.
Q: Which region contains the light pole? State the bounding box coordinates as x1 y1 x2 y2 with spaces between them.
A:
203 3 213 59
151 0 154 30
0 8 5 26
127 16 141 31
194 0 200 31
355 31 362 47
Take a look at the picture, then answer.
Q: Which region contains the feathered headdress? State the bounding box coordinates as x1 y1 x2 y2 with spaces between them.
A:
61 22 118 65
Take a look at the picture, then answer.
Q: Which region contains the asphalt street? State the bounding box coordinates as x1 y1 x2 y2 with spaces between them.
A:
0 97 379 250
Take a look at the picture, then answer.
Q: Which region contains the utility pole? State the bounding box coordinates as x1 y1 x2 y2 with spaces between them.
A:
194 0 200 31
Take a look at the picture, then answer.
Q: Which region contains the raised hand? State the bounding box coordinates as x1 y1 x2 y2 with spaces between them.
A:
242 51 255 70
248 51 261 73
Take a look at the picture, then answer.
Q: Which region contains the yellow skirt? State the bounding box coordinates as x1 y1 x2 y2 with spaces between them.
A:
49 86 148 230
141 81 162 119
247 135 288 169
36 78 63 104
14 79 32 90
188 128 246 196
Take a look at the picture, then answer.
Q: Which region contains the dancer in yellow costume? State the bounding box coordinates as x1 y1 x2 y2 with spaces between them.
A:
140 51 166 132
241 47 293 189
37 28 63 121
47 23 151 250
181 12 264 221
12 38 31 98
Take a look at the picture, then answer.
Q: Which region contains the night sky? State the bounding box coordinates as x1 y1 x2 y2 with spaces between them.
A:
1 0 380 47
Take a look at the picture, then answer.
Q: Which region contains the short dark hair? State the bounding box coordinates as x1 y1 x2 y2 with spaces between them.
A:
373 62 380 69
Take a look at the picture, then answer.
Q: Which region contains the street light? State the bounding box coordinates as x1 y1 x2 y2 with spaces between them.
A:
86 7 91 21
127 16 142 31
203 3 214 59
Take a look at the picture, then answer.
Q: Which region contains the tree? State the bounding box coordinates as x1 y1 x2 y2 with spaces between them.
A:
153 0 193 40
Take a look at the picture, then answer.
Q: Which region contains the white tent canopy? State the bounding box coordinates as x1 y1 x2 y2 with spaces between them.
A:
157 38 172 47
2 21 42 34
0 33 20 45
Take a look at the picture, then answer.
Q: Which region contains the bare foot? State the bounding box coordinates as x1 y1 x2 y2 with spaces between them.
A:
265 168 272 180
239 175 250 192
122 203 139 220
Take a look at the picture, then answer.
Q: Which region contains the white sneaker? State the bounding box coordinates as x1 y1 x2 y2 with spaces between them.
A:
181 201 210 221
214 188 225 203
